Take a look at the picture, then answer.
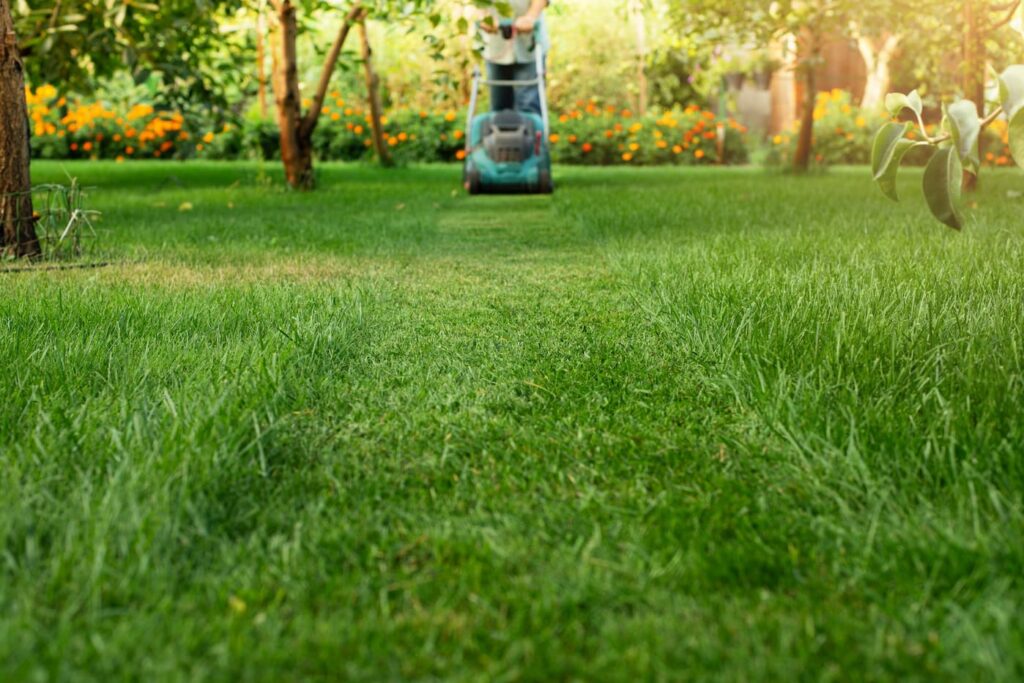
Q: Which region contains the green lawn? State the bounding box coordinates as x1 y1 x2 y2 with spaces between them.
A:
4 161 1024 681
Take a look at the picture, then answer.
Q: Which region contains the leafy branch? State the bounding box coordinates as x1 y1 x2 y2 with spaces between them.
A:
871 65 1024 229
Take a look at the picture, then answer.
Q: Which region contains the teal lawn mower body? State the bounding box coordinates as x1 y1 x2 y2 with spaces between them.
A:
463 23 553 195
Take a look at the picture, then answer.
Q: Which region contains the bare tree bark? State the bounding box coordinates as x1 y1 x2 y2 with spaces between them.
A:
360 21 393 167
270 0 363 190
793 30 819 173
272 0 313 188
301 4 365 137
856 32 900 111
793 65 816 172
0 0 40 258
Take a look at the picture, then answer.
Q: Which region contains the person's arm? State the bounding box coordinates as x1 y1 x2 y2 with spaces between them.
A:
513 0 546 33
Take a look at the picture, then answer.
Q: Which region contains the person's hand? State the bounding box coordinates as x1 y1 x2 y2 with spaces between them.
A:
513 15 537 34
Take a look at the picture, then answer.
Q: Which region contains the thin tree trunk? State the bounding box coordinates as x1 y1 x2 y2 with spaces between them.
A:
300 4 364 136
272 0 313 189
793 61 817 172
857 33 900 110
0 0 40 258
360 21 392 167
270 0 363 189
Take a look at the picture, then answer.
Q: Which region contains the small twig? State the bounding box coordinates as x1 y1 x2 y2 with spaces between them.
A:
918 105 1004 146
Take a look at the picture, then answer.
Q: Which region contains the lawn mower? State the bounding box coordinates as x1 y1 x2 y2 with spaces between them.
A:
463 23 553 195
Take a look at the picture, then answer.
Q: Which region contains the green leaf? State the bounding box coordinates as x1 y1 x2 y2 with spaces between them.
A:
999 66 1024 169
944 100 981 174
998 65 1024 119
872 122 912 200
885 93 907 117
885 89 923 118
922 147 963 230
1009 109 1024 170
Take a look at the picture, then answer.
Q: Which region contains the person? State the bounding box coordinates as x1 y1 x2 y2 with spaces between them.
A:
478 0 549 116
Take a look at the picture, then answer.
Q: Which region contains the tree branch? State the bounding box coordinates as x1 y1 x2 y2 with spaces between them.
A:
920 105 1004 146
300 3 365 138
984 0 1021 31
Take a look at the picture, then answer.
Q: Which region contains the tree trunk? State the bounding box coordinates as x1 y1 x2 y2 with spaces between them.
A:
271 1 363 189
962 0 986 192
857 33 900 111
360 22 392 167
793 64 816 172
0 0 40 258
273 0 314 189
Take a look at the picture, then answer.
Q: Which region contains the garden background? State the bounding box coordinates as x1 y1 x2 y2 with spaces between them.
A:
21 0 1022 171
5 1 1024 680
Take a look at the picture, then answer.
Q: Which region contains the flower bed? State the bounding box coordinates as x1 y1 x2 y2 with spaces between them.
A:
768 89 884 166
25 86 749 166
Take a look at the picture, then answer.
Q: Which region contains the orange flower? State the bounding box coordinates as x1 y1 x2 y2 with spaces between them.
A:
454 130 464 140
694 149 705 159
549 133 560 144
125 146 135 155
604 130 614 139
622 152 633 161
82 142 93 152
672 145 683 154
456 149 467 160
582 142 593 153
354 125 364 135
568 134 577 143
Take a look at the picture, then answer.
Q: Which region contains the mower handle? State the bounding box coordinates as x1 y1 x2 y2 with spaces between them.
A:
478 19 543 42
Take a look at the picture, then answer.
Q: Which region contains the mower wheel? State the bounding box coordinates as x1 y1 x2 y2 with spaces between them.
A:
538 169 553 195
465 164 481 195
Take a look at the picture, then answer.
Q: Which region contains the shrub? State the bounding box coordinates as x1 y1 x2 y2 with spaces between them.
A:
548 101 748 166
24 86 751 167
768 89 884 166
